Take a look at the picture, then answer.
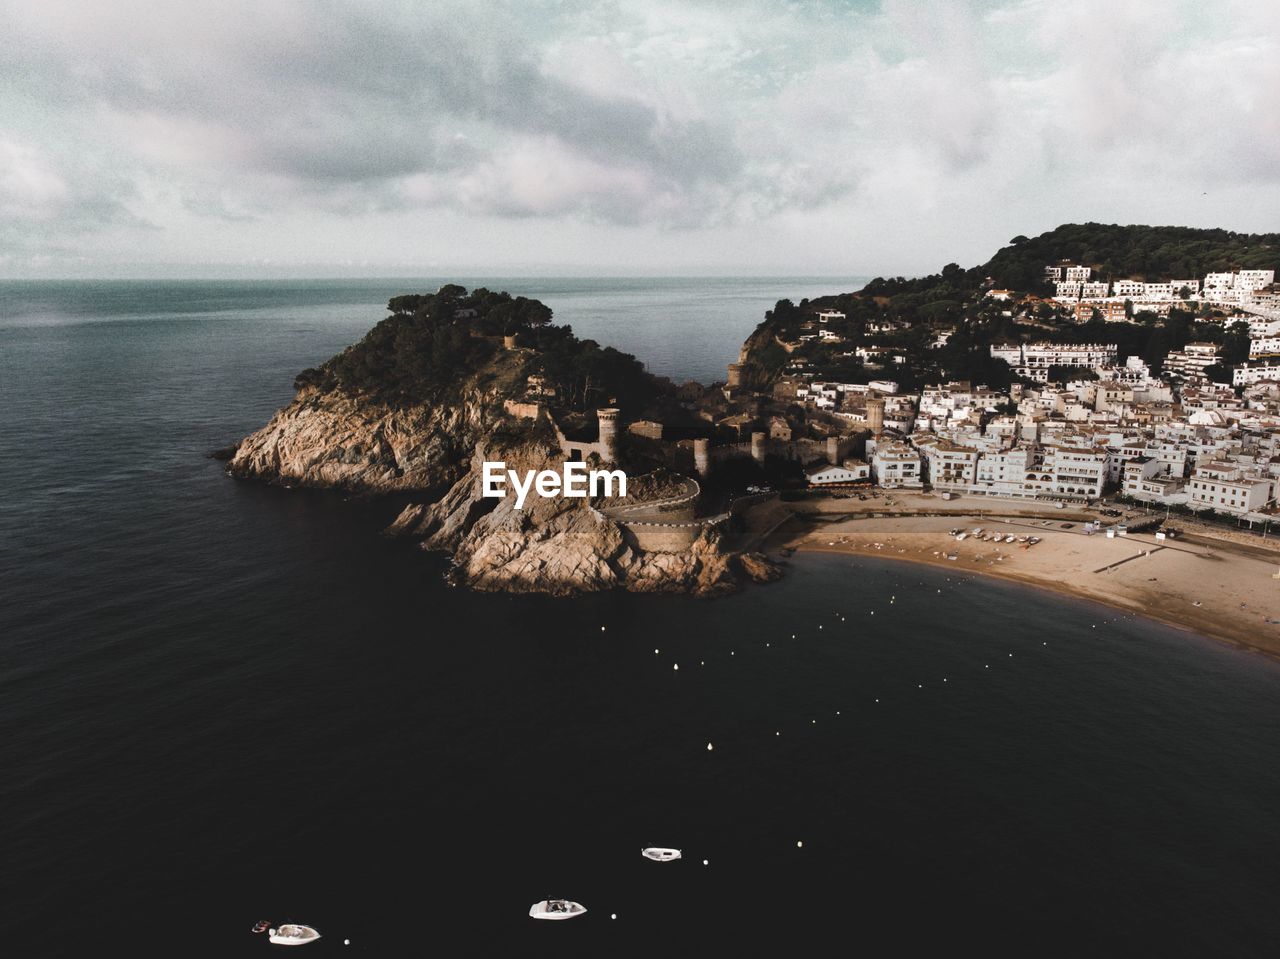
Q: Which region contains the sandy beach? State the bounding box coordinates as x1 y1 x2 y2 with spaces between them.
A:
765 492 1280 659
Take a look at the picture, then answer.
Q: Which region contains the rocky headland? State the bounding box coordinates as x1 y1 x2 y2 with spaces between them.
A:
227 285 779 597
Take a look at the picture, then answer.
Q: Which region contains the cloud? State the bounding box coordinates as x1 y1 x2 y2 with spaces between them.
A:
0 0 1277 271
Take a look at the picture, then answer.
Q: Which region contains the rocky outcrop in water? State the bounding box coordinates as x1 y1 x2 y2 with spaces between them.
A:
386 442 739 597
227 384 505 493
227 285 780 598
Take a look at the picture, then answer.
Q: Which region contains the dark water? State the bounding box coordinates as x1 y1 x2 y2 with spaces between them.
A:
3 280 1280 957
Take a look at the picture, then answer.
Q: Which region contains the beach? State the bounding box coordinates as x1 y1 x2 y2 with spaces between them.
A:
769 492 1280 659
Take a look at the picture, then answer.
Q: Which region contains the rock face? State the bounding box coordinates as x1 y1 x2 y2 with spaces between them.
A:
228 385 504 493
387 441 739 597
231 383 751 597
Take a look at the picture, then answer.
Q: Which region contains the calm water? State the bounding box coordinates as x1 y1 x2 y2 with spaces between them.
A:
2 279 1280 957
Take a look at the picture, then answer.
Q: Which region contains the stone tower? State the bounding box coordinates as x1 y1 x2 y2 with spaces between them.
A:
503 333 518 350
693 438 710 477
751 431 767 465
865 396 885 434
596 408 620 464
726 363 745 389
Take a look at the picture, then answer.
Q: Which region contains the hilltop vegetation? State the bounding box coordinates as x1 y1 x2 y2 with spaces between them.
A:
294 284 663 412
743 223 1276 389
988 223 1280 292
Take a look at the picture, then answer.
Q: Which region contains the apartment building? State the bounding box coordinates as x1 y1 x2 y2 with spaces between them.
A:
1188 463 1272 515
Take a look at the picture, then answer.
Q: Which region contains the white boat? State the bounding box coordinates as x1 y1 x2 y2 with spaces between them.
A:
955 532 967 540
268 924 321 946
642 847 682 862
1004 535 1016 543
529 899 587 920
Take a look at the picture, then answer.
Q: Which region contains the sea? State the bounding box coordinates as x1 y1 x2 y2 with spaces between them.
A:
2 277 1279 957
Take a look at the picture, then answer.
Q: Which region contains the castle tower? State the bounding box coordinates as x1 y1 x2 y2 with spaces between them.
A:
865 396 885 434
693 438 710 477
751 431 767 465
503 333 518 350
826 435 840 466
596 408 620 464
726 363 745 390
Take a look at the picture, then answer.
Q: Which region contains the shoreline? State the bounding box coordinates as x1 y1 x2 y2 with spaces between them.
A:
763 494 1280 661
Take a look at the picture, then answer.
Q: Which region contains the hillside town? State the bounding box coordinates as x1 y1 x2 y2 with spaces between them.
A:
700 265 1280 525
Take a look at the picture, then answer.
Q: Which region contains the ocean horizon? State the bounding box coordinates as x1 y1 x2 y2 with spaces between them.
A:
4 278 1280 957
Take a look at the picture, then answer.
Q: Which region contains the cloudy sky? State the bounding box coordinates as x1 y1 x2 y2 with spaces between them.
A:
1 0 1277 278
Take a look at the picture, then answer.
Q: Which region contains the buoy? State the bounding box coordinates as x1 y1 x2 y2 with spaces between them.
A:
611 914 617 920
344 940 350 946
775 731 780 736
673 663 679 671
700 661 705 666
731 650 735 655
819 625 823 629
917 684 922 688
811 719 816 724
706 742 714 751
703 859 709 865
796 840 804 848
654 648 659 654
601 626 606 632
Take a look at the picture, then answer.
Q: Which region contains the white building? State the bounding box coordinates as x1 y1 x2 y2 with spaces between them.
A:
1234 360 1280 386
1188 463 1272 515
1043 446 1107 499
990 342 1117 378
1142 282 1175 300
1112 279 1144 297
972 446 1037 498
807 460 870 485
1249 336 1280 357
871 442 924 488
918 440 980 491
1237 270 1275 291
1064 266 1092 282
1164 342 1220 380
816 310 846 323
1054 280 1082 299
1080 281 1110 298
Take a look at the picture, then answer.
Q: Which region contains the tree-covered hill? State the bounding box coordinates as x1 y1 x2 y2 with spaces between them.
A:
294 284 663 413
987 223 1280 292
741 223 1277 390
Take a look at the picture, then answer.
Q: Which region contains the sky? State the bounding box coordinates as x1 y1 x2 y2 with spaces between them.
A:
1 0 1277 279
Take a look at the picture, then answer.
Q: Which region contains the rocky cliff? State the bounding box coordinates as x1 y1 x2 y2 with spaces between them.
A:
228 381 504 494
226 287 779 597
385 440 743 597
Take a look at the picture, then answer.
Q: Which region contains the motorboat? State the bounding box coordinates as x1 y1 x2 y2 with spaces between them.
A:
530 899 587 920
268 924 320 946
1004 535 1016 543
642 847 682 862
